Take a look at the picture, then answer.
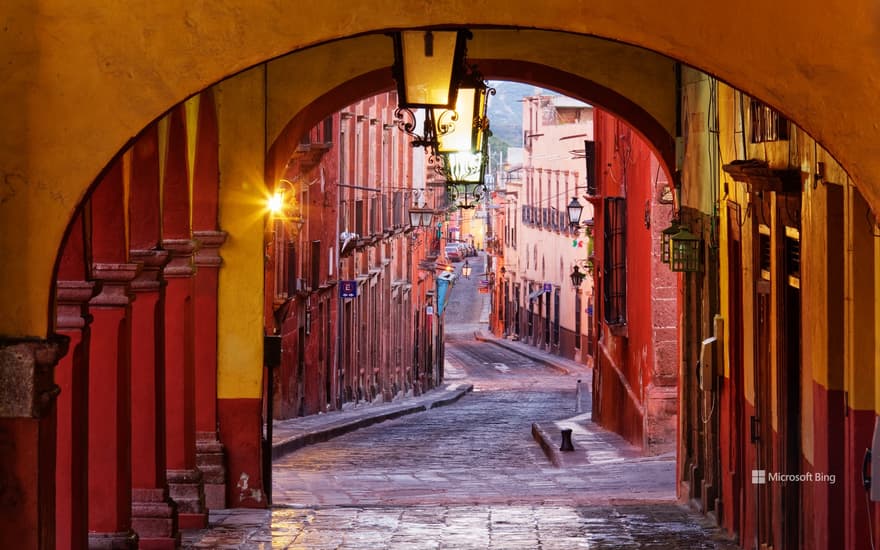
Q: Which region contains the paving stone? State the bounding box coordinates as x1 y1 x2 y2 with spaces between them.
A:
183 267 736 549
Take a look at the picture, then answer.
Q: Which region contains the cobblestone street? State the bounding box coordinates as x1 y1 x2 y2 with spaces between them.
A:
183 258 737 548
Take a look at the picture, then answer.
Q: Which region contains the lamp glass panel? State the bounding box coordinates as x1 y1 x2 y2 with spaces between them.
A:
409 210 420 226
444 151 483 183
401 31 458 108
435 87 477 153
420 211 434 226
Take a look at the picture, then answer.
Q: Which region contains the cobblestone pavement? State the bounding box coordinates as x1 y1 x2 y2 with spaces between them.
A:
183 256 737 548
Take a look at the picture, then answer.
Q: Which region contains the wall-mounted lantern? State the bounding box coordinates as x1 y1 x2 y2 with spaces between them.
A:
660 222 680 264
669 227 702 272
267 178 305 231
570 265 586 287
461 260 472 279
409 206 435 228
567 196 584 228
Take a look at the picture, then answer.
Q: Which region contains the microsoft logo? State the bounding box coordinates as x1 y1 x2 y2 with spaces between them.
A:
752 469 766 485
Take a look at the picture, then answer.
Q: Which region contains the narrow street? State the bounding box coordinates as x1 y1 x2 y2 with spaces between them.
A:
184 256 736 549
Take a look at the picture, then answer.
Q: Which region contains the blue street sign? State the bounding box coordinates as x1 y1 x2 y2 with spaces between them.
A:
339 280 357 298
543 283 553 292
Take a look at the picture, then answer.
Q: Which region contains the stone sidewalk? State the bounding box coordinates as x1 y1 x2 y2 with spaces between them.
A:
471 330 647 469
271 381 474 459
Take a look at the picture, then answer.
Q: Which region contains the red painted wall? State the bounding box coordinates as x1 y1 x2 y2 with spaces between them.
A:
591 110 677 452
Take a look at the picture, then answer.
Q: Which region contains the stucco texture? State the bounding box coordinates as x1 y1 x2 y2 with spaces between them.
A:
2 1 878 336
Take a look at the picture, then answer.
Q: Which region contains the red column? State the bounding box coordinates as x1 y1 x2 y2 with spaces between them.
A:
55 280 97 550
193 230 228 510
86 156 139 548
129 249 179 549
0 337 67 550
163 239 206 528
54 211 96 550
87 263 140 548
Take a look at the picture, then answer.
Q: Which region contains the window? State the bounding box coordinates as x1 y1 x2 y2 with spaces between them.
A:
310 240 321 291
574 293 582 350
355 200 364 235
749 99 789 143
604 197 627 325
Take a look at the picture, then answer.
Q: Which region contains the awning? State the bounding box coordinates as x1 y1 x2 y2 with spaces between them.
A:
528 289 546 301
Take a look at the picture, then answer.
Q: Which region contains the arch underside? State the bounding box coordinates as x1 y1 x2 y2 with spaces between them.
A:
1 3 875 336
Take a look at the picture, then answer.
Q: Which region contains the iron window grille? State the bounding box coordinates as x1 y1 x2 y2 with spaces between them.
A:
603 197 627 325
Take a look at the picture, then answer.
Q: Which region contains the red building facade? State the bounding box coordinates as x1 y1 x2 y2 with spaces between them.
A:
588 110 678 454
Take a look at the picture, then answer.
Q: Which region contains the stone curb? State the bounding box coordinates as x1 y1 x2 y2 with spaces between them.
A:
271 384 474 461
531 422 564 467
473 331 573 375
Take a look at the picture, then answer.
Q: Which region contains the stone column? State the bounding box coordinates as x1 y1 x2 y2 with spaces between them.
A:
55 280 99 550
193 230 228 510
162 239 207 529
0 336 68 550
88 263 140 549
129 249 179 548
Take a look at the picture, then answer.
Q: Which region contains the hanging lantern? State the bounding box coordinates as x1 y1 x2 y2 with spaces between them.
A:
443 138 488 209
433 76 491 155
670 227 702 272
570 265 585 287
660 222 680 264
391 30 469 109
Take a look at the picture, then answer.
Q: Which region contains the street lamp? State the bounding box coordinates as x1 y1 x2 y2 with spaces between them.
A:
660 221 680 264
570 265 585 287
669 227 702 272
267 179 305 230
391 30 469 110
409 206 435 228
391 27 495 213
461 260 472 279
567 196 584 228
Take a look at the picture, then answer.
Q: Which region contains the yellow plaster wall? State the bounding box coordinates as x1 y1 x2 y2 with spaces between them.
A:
4 1 880 342
185 95 200 231
215 67 269 399
845 182 876 411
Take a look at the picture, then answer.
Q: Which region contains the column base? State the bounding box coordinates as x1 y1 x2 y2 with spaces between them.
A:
131 488 179 548
196 432 227 510
166 468 207 529
87 530 138 549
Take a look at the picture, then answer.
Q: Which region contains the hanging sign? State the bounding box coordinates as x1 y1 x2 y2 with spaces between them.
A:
339 280 358 298
426 305 434 316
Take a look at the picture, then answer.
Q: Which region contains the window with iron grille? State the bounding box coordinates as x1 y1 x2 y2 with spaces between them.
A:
603 197 627 325
355 200 364 235
369 197 379 234
321 116 333 145
392 191 402 227
749 99 789 143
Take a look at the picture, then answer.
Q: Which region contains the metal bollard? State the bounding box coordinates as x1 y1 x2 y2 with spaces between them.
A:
575 379 582 413
560 428 575 451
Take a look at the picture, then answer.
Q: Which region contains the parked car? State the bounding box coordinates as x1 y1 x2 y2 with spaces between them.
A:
445 244 463 262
